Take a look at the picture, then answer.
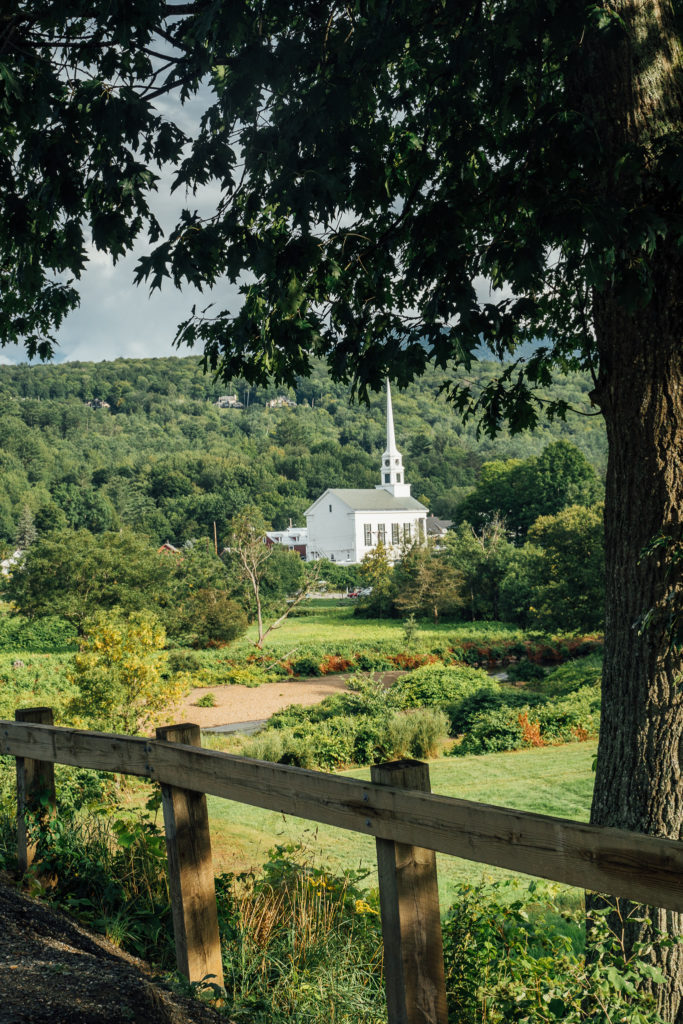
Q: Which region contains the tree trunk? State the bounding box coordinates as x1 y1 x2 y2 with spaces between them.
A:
591 296 683 1018
573 0 683 1017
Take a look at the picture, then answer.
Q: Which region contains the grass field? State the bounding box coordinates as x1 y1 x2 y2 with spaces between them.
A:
234 604 533 653
200 741 597 908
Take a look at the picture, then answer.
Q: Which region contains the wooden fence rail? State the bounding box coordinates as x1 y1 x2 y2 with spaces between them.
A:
3 709 683 1024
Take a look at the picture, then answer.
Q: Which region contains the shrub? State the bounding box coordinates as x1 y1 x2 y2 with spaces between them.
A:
67 609 184 735
0 797 173 965
389 708 449 759
220 664 275 687
354 651 395 671
506 659 547 682
447 688 545 736
394 662 498 708
234 679 447 769
290 654 324 676
0 614 78 653
195 692 217 707
443 881 665 1024
528 654 602 697
452 686 600 755
320 654 354 673
166 649 203 674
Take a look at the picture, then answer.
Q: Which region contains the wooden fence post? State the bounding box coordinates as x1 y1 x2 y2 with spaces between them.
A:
15 707 57 876
371 759 448 1024
156 723 224 991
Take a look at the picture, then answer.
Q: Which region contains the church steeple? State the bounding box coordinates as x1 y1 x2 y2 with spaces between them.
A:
377 379 411 497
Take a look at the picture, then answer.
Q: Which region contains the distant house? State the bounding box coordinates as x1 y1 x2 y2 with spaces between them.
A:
1 549 24 576
215 394 244 409
157 541 180 555
85 398 111 410
265 525 308 559
266 396 297 409
425 516 453 540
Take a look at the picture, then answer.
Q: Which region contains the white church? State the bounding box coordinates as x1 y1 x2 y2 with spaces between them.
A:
303 382 428 564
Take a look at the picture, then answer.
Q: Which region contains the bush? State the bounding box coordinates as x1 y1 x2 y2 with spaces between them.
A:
290 654 324 676
195 692 217 707
506 659 547 682
443 880 665 1024
386 708 449 759
0 797 173 965
232 679 448 769
452 686 600 755
528 654 602 697
447 688 544 736
166 649 203 674
393 662 497 707
0 613 78 653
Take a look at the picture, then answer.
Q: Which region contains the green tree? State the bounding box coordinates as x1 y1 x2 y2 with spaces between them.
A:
68 609 181 736
393 542 464 624
3 528 174 628
14 505 36 549
444 516 516 621
527 504 605 633
358 542 394 618
455 443 602 540
2 2 682 1010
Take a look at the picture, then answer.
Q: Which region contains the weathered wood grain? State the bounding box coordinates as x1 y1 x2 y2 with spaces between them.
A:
372 760 447 1024
156 724 224 991
4 718 683 911
14 708 56 875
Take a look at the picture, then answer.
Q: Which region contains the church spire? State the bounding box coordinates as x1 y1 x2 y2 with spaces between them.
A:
386 378 398 455
377 379 411 497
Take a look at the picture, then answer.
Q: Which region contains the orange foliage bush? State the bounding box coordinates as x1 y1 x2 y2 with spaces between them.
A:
319 654 353 674
518 712 546 747
389 652 439 670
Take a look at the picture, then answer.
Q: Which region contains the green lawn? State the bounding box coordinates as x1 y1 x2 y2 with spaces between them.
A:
242 604 529 645
204 740 597 907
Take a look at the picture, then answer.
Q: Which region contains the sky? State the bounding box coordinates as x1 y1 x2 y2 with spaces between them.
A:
1 84 237 368
0 78 507 370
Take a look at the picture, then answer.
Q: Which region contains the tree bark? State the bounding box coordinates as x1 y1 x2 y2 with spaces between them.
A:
575 2 683 1015
591 291 683 1017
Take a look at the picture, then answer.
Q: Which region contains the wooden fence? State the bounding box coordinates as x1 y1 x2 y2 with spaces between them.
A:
4 707 683 1024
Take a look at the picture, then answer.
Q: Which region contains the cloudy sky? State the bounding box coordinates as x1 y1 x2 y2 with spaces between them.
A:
0 83 507 370
0 86 238 368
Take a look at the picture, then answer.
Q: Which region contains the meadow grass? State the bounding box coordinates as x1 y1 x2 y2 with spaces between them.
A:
201 741 596 908
236 605 531 653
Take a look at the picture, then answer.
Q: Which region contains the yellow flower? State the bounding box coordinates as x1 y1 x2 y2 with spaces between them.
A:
354 899 378 915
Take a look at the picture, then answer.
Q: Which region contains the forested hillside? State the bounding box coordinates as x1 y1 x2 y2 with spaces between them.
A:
0 356 605 547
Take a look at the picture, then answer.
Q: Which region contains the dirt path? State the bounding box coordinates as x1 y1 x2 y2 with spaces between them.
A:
0 876 223 1024
174 671 406 730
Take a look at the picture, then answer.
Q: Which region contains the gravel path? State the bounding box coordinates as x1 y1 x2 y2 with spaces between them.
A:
0 875 224 1024
173 671 406 731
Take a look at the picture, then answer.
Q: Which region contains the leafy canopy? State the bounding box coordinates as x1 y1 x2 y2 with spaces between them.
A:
3 2 681 428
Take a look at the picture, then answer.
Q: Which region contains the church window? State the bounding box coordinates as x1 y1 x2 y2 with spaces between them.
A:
384 473 390 483
385 459 390 467
404 522 411 541
364 524 372 546
392 523 399 545
330 554 335 561
378 524 386 544
395 459 399 465
396 473 401 482
329 504 332 512
418 518 425 538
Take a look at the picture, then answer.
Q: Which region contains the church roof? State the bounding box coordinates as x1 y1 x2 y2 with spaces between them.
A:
324 488 426 512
